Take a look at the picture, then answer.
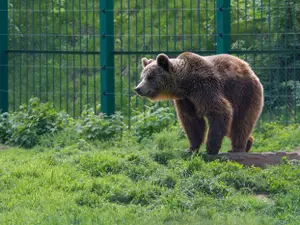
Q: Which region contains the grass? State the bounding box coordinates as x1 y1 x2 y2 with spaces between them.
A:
0 124 300 225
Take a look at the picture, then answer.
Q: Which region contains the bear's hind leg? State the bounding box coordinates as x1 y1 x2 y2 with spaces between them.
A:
245 136 254 152
229 78 263 153
230 116 256 153
174 99 207 152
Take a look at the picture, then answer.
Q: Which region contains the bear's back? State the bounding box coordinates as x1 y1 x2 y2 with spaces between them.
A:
204 54 256 80
177 52 262 109
177 52 257 81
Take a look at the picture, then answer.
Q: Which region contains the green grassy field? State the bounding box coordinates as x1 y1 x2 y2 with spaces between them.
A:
1 128 300 224
1 99 300 224
3 1 300 223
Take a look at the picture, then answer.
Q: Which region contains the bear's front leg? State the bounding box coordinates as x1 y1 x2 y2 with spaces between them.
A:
174 99 207 152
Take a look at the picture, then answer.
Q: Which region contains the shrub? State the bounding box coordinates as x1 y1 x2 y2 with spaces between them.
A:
131 103 176 142
0 98 127 148
76 107 124 141
5 98 70 148
0 112 10 144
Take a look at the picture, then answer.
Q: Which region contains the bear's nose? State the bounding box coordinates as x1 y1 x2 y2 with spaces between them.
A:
135 87 141 93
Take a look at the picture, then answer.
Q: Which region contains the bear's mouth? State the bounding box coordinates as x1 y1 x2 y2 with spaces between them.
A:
137 90 156 98
145 91 154 96
146 91 158 98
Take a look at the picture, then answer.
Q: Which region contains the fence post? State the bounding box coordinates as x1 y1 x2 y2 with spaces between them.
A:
216 0 231 54
100 0 115 115
0 0 8 113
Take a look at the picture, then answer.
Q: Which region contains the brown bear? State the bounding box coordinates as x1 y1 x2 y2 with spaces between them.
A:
135 52 264 155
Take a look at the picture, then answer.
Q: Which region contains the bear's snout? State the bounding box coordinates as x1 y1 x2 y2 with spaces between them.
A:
135 85 148 96
135 87 141 94
135 86 149 96
135 80 150 96
135 83 154 98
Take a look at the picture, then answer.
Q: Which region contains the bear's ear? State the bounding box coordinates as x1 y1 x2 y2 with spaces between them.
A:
156 54 171 71
142 58 154 68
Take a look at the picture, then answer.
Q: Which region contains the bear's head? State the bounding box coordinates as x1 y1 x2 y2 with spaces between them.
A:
135 54 181 102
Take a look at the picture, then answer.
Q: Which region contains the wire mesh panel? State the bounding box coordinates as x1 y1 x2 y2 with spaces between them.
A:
113 0 217 126
8 0 101 117
230 0 300 123
5 0 300 124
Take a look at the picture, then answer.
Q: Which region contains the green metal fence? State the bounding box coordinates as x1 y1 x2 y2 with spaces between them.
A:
1 0 300 125
229 0 300 124
5 0 102 117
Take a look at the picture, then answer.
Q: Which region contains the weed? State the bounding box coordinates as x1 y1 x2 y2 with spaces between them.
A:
131 103 176 142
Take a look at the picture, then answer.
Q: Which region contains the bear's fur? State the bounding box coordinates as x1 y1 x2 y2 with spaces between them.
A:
135 52 264 155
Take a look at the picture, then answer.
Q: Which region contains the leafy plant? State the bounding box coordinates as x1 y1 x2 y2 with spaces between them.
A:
76 107 124 141
0 112 10 144
131 103 176 142
5 97 70 148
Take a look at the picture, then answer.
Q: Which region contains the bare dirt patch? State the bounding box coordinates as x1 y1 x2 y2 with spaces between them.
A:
0 145 9 150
